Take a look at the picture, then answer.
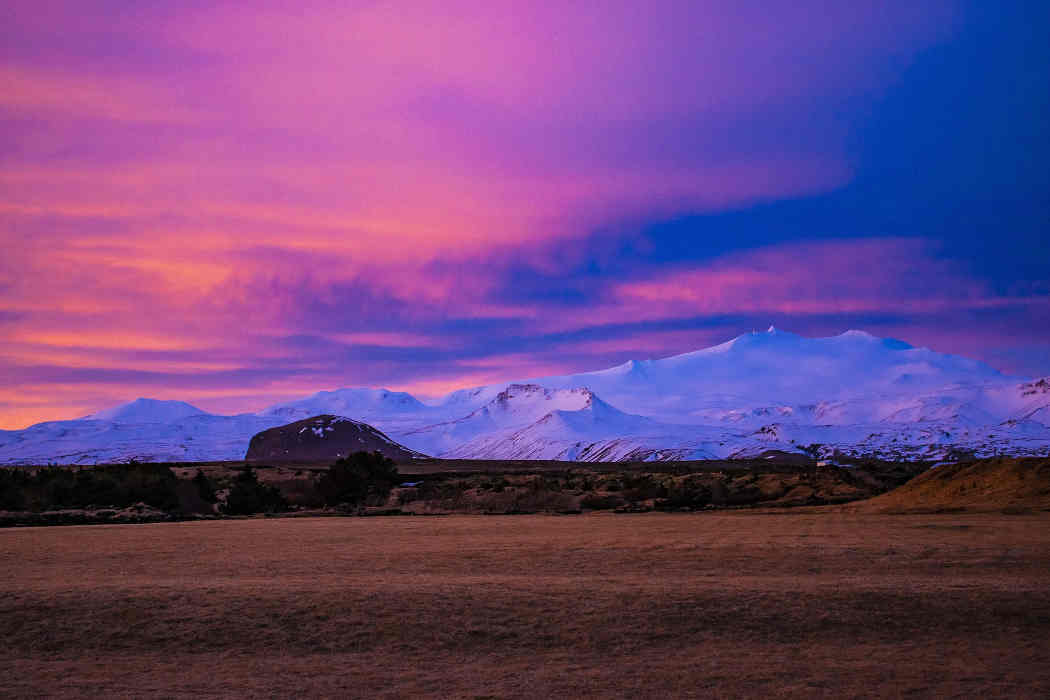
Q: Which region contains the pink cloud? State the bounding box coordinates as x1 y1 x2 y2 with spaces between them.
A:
610 239 1008 321
0 0 977 427
1 0 956 264
0 64 198 124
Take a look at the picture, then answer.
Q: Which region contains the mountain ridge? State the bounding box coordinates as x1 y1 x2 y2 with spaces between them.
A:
1 329 1047 464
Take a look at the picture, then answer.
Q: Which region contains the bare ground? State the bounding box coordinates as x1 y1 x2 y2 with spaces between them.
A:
1 511 1049 698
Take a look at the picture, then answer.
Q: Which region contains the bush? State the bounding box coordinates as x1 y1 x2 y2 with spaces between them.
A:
580 493 625 510
620 474 667 503
192 469 217 503
318 452 400 507
654 476 713 510
0 464 179 512
270 477 325 508
0 469 30 510
223 468 288 515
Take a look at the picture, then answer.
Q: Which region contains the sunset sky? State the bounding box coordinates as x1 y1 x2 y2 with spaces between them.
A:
1 1 1047 428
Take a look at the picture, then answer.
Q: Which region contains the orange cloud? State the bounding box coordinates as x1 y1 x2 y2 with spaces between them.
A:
0 64 198 124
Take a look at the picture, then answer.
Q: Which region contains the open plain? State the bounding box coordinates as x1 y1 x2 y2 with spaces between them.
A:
2 511 1049 698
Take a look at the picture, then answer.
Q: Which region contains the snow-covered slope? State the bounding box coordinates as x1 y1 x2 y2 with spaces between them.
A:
402 384 652 457
257 386 430 423
479 328 1009 423
1 328 1048 464
87 398 207 423
438 391 731 462
404 328 1048 460
0 403 286 465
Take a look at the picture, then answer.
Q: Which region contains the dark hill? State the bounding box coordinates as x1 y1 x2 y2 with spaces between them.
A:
245 415 422 462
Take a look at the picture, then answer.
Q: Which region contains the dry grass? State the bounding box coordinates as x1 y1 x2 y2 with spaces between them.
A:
853 456 1050 513
2 511 1049 698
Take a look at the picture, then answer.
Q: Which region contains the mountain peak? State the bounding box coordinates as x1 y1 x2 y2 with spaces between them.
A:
724 326 801 346
492 384 596 407
88 398 207 423
259 386 428 420
835 329 914 350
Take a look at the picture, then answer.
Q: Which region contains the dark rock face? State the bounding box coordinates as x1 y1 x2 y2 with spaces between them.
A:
245 415 422 462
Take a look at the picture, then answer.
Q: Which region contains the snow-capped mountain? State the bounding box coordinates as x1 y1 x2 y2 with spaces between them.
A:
1 329 1048 464
0 399 285 465
87 397 207 423
258 387 437 435
435 388 725 461
401 384 657 457
478 327 1009 424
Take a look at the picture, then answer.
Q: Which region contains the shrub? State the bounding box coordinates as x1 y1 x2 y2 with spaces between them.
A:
0 469 29 510
271 477 325 508
0 464 179 512
620 474 667 503
192 469 217 503
655 476 713 510
507 488 577 513
318 451 400 507
223 468 288 515
580 493 625 510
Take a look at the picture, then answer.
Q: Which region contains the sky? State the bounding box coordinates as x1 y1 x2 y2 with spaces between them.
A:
1 0 1048 428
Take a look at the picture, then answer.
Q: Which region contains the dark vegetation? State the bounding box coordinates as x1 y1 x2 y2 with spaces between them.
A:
387 464 887 514
0 451 403 524
17 453 1044 526
192 469 216 503
317 451 400 507
0 463 179 513
222 468 288 515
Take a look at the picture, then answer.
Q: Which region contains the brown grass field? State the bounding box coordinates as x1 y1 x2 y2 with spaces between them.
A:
2 511 1049 698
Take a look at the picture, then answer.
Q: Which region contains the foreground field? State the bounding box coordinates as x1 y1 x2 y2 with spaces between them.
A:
2 512 1049 698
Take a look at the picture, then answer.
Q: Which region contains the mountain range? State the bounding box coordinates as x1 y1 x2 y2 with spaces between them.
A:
2 328 1048 464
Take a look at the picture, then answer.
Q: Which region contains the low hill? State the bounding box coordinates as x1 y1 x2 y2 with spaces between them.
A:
852 457 1050 513
245 415 422 462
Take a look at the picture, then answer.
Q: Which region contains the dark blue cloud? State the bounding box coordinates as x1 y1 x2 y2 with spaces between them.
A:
485 1 1048 335
630 1 1049 282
